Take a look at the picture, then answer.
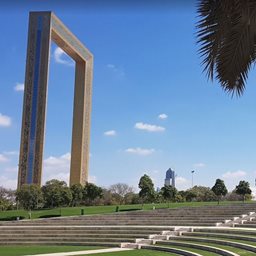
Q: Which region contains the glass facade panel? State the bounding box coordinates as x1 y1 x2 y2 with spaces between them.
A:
27 16 42 184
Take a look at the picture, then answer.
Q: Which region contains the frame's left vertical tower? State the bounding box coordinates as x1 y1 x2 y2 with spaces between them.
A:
18 12 51 188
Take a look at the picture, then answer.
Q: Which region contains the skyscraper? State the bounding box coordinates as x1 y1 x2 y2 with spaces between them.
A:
164 168 175 187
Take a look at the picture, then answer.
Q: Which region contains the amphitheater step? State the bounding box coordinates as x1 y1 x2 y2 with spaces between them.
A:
182 231 256 242
141 245 204 256
155 240 240 256
193 228 256 236
168 236 256 253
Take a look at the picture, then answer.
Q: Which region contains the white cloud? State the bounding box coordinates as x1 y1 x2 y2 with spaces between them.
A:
104 130 117 136
175 176 190 190
53 47 74 66
14 83 24 92
251 187 256 200
193 163 206 168
2 167 18 173
0 113 11 127
107 64 115 69
107 63 125 77
158 113 168 120
42 153 71 184
0 152 95 189
125 147 155 156
3 151 19 156
44 153 71 167
135 122 165 132
0 176 17 189
43 152 96 185
222 170 247 179
0 154 9 163
89 175 97 183
221 170 248 191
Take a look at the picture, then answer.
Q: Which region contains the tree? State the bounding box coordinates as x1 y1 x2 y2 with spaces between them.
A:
109 183 134 205
235 180 252 202
160 185 177 207
224 190 243 201
70 184 84 206
212 179 228 204
184 190 197 202
100 189 116 205
124 192 139 205
83 183 103 205
175 190 186 202
138 174 155 204
42 179 72 208
175 193 185 203
185 186 216 202
16 184 43 210
197 1 256 96
0 187 15 211
61 186 73 207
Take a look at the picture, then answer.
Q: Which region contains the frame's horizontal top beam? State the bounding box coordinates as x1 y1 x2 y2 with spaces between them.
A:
51 12 93 62
30 11 93 62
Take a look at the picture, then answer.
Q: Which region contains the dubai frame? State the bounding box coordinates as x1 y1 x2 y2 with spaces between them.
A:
18 12 93 189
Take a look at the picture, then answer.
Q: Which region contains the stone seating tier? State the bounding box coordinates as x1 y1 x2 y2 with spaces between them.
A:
0 202 256 256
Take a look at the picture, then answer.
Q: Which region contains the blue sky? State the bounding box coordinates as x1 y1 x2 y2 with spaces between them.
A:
0 1 256 194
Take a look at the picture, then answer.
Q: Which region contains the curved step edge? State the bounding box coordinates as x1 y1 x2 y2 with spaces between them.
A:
184 231 256 242
156 241 239 256
141 245 203 256
172 236 256 252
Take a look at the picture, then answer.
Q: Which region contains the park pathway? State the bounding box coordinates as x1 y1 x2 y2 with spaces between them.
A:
25 248 133 256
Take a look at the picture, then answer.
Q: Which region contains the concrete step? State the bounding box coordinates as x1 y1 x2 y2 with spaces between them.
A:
183 231 256 242
0 241 120 247
235 223 256 228
0 233 150 238
0 237 136 243
193 228 256 236
0 226 173 231
141 245 207 256
155 241 239 256
0 222 218 226
169 235 256 252
25 217 232 220
0 229 162 235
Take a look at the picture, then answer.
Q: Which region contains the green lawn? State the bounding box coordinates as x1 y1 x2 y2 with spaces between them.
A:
157 241 256 256
81 249 179 256
0 246 103 256
160 245 219 256
0 201 249 220
0 247 180 256
193 243 255 256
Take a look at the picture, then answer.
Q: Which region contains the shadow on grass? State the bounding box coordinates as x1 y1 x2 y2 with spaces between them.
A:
0 216 25 221
119 208 141 212
39 214 61 218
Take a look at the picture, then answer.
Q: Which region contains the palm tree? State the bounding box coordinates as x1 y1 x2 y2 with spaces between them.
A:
196 0 256 96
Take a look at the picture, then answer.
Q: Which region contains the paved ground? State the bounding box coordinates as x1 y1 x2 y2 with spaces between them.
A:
25 248 133 256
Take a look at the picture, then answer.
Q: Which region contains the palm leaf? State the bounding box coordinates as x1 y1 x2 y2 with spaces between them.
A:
197 0 256 96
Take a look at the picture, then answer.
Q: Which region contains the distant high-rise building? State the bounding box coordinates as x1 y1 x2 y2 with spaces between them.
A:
164 168 175 188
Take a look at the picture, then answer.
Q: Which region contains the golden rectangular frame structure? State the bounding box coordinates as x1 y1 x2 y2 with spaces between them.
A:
18 12 93 188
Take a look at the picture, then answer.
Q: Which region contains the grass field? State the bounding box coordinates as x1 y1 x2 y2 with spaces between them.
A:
0 246 103 256
82 249 177 256
0 247 180 256
158 242 256 256
0 201 248 220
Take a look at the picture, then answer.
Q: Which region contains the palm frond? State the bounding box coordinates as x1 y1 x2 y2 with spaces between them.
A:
197 0 256 96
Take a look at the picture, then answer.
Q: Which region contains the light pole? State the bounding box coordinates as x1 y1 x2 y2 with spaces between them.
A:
191 170 195 188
